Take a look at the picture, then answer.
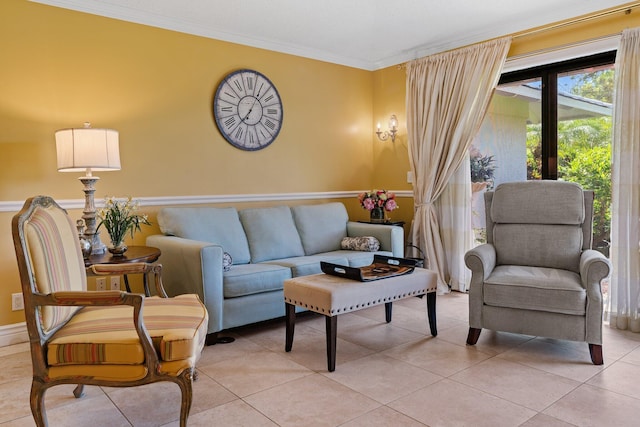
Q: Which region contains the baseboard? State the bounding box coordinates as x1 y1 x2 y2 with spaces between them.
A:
0 323 28 347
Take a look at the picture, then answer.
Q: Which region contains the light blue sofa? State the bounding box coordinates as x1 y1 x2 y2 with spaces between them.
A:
146 202 404 340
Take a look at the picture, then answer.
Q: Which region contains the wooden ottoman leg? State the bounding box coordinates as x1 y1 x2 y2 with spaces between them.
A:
385 302 392 323
427 292 437 336
285 303 296 352
326 315 337 372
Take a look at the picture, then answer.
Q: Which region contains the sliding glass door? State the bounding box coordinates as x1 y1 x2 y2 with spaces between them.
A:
470 52 615 254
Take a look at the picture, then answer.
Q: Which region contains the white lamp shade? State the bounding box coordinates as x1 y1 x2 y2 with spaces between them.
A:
55 128 121 172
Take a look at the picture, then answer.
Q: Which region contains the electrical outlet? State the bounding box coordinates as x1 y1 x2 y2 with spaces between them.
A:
11 293 24 311
96 277 107 291
110 276 121 290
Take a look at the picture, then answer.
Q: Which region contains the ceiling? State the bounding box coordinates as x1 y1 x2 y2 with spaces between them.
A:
32 0 634 70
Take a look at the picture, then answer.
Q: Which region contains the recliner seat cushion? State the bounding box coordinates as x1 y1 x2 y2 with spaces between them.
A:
484 265 586 316
47 294 208 365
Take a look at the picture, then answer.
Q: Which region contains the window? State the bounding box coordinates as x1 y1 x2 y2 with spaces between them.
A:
471 51 615 254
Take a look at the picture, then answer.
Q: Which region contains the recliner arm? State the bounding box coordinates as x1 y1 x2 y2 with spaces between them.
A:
580 249 611 292
464 243 497 282
580 249 610 345
465 243 496 329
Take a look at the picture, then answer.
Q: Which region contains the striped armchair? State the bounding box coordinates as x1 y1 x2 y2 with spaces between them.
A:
12 196 208 427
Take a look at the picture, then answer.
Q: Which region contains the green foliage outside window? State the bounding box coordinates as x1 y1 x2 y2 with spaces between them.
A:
525 69 613 252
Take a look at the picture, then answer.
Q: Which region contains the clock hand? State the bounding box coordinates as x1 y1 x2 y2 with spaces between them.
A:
242 97 259 122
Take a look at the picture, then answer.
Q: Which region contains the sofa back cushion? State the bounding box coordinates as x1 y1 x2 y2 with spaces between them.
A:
488 181 585 273
157 207 251 264
239 206 305 263
291 203 348 255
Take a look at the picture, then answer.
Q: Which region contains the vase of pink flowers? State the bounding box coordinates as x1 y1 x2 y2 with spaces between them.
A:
358 189 398 223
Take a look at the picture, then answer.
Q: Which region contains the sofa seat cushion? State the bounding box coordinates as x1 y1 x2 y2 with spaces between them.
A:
223 263 292 298
47 294 208 366
263 254 349 277
291 203 349 255
318 250 392 268
239 206 305 263
484 265 586 316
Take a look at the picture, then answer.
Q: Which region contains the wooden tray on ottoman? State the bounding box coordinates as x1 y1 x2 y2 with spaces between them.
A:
320 255 419 281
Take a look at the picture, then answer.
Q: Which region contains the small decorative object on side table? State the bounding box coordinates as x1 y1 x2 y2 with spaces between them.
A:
358 189 399 223
76 219 92 260
85 245 161 296
97 196 151 256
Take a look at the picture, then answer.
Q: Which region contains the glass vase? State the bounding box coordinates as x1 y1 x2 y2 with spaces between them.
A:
370 207 385 223
108 242 128 256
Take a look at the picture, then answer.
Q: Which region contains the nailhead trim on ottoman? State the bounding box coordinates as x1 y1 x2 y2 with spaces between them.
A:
284 268 438 371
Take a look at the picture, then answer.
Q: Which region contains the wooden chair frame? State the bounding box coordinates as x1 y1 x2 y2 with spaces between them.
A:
12 196 197 426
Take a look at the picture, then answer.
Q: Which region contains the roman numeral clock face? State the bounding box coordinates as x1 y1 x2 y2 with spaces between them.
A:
213 69 283 151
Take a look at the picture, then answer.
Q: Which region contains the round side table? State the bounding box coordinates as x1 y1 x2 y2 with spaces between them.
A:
85 245 161 296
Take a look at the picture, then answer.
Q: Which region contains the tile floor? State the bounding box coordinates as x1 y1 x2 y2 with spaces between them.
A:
2 292 640 426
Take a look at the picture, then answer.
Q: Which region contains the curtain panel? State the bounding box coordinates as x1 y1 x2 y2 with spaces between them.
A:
405 37 510 293
610 27 640 333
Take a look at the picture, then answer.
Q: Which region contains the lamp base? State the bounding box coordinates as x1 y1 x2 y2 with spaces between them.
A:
78 174 107 255
88 232 107 255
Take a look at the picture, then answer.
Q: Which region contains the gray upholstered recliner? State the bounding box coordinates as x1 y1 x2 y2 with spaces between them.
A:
464 181 611 365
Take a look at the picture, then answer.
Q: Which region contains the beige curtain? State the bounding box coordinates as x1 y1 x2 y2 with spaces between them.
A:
406 37 510 293
609 27 640 333
438 153 473 291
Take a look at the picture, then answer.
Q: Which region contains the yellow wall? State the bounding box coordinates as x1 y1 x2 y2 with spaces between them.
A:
0 0 380 326
370 2 640 241
1 0 639 328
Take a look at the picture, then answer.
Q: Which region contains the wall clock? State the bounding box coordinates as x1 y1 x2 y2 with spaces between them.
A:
213 69 283 151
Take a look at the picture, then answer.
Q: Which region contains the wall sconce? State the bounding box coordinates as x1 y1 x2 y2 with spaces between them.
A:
376 115 398 142
55 122 121 255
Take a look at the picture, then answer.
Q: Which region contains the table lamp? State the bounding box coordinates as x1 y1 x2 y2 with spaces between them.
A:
55 122 121 254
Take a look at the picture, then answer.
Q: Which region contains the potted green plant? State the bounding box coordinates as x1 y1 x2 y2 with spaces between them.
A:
470 145 496 191
97 196 151 256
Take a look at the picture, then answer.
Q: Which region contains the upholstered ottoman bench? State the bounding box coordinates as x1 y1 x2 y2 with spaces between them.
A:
284 268 438 371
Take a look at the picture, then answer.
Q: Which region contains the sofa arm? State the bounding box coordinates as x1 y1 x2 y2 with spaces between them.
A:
346 221 404 257
146 235 224 334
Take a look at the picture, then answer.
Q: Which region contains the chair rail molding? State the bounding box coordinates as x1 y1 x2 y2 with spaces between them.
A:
0 190 414 212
